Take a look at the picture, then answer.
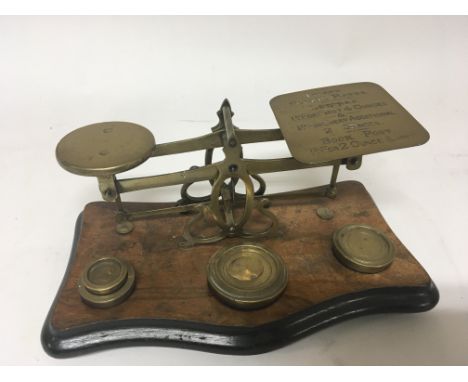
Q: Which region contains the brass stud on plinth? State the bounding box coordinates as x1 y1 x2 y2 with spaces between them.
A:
116 220 134 235
207 243 288 310
316 207 334 220
332 224 395 273
78 257 135 308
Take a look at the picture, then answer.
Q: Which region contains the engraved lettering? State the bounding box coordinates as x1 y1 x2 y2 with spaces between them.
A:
353 102 387 110
321 135 353 145
271 83 426 162
361 129 391 138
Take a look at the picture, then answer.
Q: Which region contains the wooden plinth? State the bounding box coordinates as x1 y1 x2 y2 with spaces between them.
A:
42 181 438 358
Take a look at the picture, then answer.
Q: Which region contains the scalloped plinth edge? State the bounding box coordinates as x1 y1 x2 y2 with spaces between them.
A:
42 209 439 358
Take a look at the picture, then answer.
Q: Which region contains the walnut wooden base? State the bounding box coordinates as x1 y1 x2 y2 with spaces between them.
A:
42 181 438 358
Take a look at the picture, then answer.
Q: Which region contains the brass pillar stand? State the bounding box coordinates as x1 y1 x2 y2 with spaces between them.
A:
61 99 353 247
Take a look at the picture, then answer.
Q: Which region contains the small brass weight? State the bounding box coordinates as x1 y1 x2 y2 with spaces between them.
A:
56 82 430 310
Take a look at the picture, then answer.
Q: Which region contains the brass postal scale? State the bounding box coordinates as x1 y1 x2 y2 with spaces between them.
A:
42 82 439 357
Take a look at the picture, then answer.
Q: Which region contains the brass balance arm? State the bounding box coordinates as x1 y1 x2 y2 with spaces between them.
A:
111 101 344 241
57 99 360 242
116 99 337 196
117 164 219 193
150 128 284 158
55 83 430 244
116 157 338 194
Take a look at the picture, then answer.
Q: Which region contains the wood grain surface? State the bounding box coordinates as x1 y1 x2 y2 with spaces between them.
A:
50 181 431 331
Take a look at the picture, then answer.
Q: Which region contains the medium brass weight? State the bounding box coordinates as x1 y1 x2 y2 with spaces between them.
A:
55 82 430 309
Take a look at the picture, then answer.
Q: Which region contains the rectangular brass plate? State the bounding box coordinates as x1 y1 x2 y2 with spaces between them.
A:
270 82 429 164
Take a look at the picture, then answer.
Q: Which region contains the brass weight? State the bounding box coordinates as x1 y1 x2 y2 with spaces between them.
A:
78 257 136 308
207 243 288 310
332 224 395 273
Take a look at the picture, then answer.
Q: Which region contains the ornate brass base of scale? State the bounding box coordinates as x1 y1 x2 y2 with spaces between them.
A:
42 83 438 357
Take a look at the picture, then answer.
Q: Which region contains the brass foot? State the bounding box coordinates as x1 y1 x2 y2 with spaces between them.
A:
325 186 337 199
116 218 134 234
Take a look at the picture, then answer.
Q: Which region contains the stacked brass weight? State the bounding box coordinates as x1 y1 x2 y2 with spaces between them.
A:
78 257 135 308
55 82 430 310
207 244 288 310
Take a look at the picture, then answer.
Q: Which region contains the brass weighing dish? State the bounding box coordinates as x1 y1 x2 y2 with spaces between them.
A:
270 82 430 165
332 224 395 273
56 121 155 176
207 243 288 310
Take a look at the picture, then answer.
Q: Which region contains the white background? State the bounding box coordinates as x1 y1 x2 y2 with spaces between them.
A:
0 16 467 365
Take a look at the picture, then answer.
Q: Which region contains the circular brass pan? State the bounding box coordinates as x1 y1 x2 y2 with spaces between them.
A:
332 224 395 273
56 121 155 176
207 243 288 310
78 257 136 308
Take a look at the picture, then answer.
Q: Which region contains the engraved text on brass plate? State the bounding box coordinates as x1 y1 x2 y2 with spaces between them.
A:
270 82 429 164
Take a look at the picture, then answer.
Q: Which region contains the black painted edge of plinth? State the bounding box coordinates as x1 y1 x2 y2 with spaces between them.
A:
41 209 440 359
